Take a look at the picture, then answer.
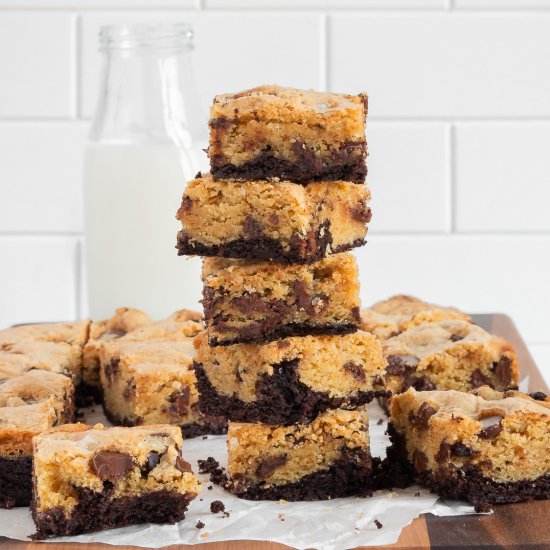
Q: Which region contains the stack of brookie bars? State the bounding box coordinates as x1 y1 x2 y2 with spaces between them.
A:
177 85 387 499
1 85 550 541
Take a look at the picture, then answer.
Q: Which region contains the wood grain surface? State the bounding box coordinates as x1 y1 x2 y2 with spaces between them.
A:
0 314 547 550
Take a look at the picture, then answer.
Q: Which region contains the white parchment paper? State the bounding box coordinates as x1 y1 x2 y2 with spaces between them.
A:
0 402 480 549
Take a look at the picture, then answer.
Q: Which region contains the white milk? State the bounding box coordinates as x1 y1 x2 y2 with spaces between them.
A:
83 143 205 319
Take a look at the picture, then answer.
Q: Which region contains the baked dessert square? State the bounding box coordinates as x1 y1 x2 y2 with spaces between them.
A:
0 369 75 508
383 320 518 395
194 330 387 424
0 320 91 348
99 321 225 438
176 173 370 263
82 307 152 400
223 408 373 500
361 295 471 340
31 423 200 539
389 387 550 511
208 85 368 183
202 253 361 346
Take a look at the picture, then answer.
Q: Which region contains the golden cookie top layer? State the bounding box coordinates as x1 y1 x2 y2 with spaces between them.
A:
361 295 470 339
88 307 152 342
0 369 71 407
211 85 367 126
383 320 511 361
34 423 184 461
0 320 90 347
121 316 203 343
393 386 550 421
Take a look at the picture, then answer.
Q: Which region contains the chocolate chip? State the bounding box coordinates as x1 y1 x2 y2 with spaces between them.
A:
530 391 548 401
412 449 428 471
231 292 268 315
386 354 420 376
471 369 489 388
195 171 202 179
103 357 120 383
412 375 436 392
165 387 190 417
349 203 372 224
451 442 476 457
210 500 225 513
277 340 291 349
105 328 127 339
352 306 361 323
293 280 315 315
343 361 366 383
179 196 193 215
255 454 287 480
92 451 134 482
412 402 437 430
196 521 205 529
435 442 451 463
175 455 192 474
479 421 503 439
142 451 161 475
450 333 464 342
209 117 232 129
492 356 513 385
374 519 383 530
243 216 263 238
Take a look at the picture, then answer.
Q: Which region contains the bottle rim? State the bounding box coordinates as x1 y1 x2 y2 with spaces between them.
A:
99 23 194 52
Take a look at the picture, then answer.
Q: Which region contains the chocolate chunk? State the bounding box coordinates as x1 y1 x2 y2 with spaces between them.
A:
166 387 190 417
450 333 464 342
196 521 205 529
530 391 548 401
374 519 383 529
209 117 232 129
175 455 192 474
195 171 202 179
92 451 133 482
386 354 420 376
451 442 477 457
243 216 263 239
210 500 225 513
412 449 428 472
349 203 372 224
435 442 451 463
277 340 291 349
255 454 287 480
412 375 436 392
142 451 161 475
343 361 366 383
412 402 437 430
471 369 489 388
293 280 315 315
479 420 503 440
478 459 493 470
178 196 193 215
492 356 513 384
104 328 127 339
103 357 120 383
231 292 268 315
352 306 361 323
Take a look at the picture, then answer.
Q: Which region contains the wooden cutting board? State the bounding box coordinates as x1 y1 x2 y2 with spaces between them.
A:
1 314 548 550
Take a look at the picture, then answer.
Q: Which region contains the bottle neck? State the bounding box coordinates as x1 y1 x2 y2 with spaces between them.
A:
89 26 206 148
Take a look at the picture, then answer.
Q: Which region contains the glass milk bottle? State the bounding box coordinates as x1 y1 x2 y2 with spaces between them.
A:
84 23 207 319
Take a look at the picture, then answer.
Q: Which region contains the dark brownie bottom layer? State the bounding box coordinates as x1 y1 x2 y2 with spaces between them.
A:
208 322 359 347
177 228 366 265
200 451 374 501
0 455 32 508
103 406 227 438
210 142 367 184
195 359 388 425
384 423 550 512
75 382 104 407
31 488 194 540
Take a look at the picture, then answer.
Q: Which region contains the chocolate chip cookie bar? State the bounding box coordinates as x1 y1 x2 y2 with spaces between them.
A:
361 295 471 340
0 320 90 348
208 85 368 183
99 319 225 438
82 308 152 400
389 387 550 511
194 330 387 424
176 173 370 263
383 320 518 395
224 408 373 500
31 424 200 539
202 253 361 346
0 369 75 508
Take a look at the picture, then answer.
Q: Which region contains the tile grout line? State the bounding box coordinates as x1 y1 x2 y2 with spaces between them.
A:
448 123 457 233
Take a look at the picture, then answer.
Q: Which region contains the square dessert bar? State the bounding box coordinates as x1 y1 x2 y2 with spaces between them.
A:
0 320 90 348
361 295 471 340
202 253 361 346
176 173 371 264
383 320 518 395
194 330 388 424
31 424 200 539
389 387 550 511
82 307 152 399
0 369 74 508
223 408 373 500
99 320 226 438
208 85 368 183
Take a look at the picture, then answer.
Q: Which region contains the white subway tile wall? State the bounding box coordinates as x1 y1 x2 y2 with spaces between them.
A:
0 2 548 383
